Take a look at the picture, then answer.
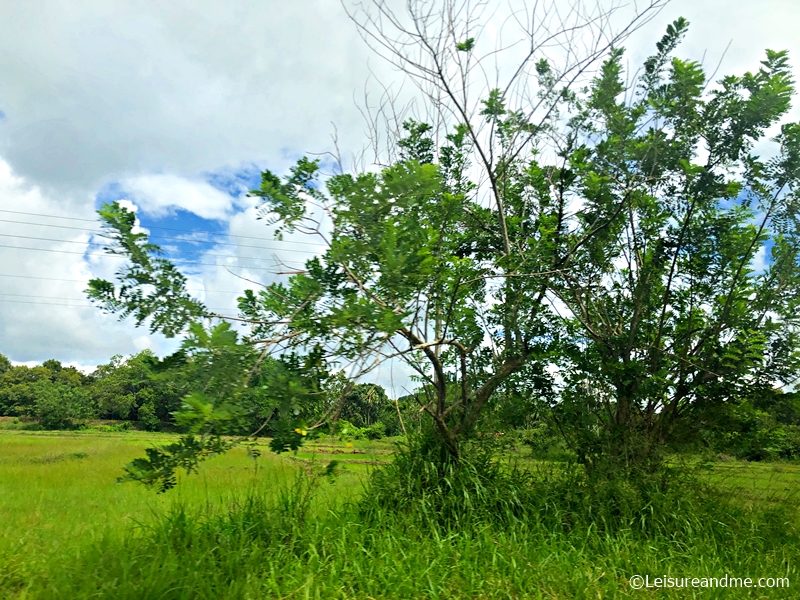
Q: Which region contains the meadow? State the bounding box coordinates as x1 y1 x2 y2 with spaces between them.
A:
1 430 799 599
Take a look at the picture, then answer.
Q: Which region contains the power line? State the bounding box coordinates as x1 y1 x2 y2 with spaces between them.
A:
0 292 236 310
0 232 317 261
0 297 243 319
0 292 239 312
0 217 321 252
0 273 264 294
0 273 85 284
0 209 322 246
0 242 305 271
0 209 99 223
0 298 96 308
0 292 93 303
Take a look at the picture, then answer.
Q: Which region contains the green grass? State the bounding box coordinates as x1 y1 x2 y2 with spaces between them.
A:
0 430 366 592
704 459 800 506
1 430 799 599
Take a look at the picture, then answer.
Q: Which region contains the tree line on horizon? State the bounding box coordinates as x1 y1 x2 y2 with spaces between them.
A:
1 349 798 462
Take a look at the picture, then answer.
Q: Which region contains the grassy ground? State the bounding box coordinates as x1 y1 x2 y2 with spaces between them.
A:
0 430 367 591
1 430 798 598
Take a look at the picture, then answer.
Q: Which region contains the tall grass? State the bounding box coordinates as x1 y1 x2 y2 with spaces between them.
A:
7 433 799 599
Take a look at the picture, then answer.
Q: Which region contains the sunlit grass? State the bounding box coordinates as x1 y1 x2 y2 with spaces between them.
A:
1 430 799 598
704 459 800 506
0 430 364 586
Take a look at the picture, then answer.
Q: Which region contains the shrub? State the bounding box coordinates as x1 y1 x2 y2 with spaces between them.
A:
138 400 162 431
30 381 94 429
361 431 537 528
363 421 386 440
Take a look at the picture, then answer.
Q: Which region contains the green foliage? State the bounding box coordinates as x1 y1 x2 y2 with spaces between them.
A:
121 433 236 493
19 490 799 599
363 420 387 440
362 430 535 528
41 359 62 373
455 37 475 52
240 126 561 459
546 20 800 473
79 13 800 490
339 383 389 428
86 201 207 337
137 400 161 431
690 391 800 460
29 381 94 429
512 422 567 460
2 431 799 598
0 362 94 427
91 351 181 423
117 322 332 490
397 119 435 164
0 353 10 375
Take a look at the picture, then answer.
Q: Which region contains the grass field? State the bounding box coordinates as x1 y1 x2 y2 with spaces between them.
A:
0 431 373 573
1 430 799 598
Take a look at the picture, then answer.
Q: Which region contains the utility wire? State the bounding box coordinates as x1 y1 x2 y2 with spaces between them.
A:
0 232 316 261
0 209 322 246
0 292 238 312
0 299 97 307
0 209 107 223
0 273 88 284
0 242 305 271
0 272 262 294
0 297 242 318
0 217 320 252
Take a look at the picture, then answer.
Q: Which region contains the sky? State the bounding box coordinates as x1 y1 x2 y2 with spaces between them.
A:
0 0 798 391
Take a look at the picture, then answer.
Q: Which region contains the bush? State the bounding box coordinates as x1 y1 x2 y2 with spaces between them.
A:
138 400 162 431
331 419 363 441
363 421 386 440
30 381 94 429
359 426 753 539
84 422 133 433
361 431 537 528
738 424 800 461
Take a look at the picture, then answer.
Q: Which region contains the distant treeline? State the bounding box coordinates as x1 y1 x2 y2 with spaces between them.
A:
0 350 418 439
0 351 798 460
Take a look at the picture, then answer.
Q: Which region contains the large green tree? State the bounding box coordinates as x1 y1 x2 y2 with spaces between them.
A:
0 353 11 376
548 23 800 472
89 0 668 475
86 4 798 483
0 361 94 426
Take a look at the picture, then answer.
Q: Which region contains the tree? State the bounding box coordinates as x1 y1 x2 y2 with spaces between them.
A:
234 0 670 459
0 365 53 416
91 351 182 424
41 359 63 373
0 353 12 375
340 383 390 428
30 381 93 429
0 360 95 426
94 2 800 484
87 0 671 475
112 321 331 490
545 24 800 473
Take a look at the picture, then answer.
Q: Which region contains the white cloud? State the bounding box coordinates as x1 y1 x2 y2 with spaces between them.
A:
0 158 177 364
0 0 796 198
752 245 769 275
0 0 377 193
120 174 236 220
